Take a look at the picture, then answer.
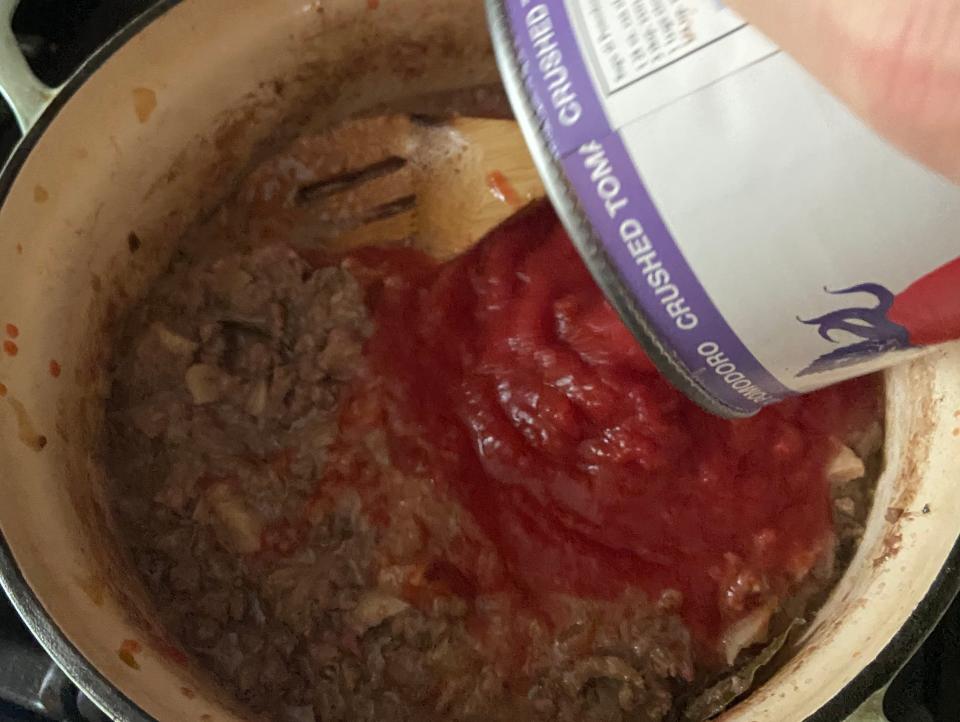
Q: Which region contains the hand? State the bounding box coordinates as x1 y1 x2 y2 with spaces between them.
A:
728 0 960 183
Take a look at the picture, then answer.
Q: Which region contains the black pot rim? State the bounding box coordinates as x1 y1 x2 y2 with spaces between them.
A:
0 1 958 720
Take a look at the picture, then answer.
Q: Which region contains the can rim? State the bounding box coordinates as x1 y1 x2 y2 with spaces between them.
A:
484 0 749 420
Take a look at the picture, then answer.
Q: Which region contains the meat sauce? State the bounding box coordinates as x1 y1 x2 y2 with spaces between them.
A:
312 202 880 648
106 106 885 719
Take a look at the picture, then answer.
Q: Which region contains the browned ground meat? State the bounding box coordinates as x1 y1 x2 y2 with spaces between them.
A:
106 245 701 722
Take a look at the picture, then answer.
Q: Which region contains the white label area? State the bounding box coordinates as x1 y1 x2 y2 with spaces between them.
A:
579 0 745 92
612 51 959 388
502 0 960 409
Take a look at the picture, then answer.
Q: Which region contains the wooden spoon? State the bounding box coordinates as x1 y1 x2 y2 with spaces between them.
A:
242 115 545 258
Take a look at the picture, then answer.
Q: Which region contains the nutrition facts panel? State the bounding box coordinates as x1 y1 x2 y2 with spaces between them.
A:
576 0 747 94
564 0 774 126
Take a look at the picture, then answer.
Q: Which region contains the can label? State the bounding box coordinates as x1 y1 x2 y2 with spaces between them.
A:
495 0 960 415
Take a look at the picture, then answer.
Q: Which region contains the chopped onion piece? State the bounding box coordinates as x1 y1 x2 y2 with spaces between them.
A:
151 322 198 356
205 484 263 554
826 444 866 485
185 364 225 405
721 604 774 665
347 591 409 634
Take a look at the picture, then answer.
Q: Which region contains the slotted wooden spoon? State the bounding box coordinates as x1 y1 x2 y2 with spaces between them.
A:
241 115 545 258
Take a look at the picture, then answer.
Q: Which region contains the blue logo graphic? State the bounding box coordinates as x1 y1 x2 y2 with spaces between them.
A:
797 283 911 377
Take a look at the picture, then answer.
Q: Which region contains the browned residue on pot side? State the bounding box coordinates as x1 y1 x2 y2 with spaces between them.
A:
74 574 105 606
0 383 6 397
33 185 49 203
127 231 142 253
132 87 157 123
873 374 937 569
874 531 903 569
885 507 905 523
140 94 265 205
6 397 47 451
146 633 189 667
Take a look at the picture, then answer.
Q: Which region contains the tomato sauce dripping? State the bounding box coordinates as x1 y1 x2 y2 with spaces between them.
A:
308 202 880 646
487 170 523 206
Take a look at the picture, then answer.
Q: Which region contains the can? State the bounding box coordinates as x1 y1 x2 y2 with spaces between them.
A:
485 0 960 418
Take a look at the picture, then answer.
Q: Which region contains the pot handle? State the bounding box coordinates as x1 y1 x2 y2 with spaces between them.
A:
0 0 60 134
847 687 890 722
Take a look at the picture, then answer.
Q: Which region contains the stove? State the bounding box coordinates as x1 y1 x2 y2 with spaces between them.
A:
0 1 958 720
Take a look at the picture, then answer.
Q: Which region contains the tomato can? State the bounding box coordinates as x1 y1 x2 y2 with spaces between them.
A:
485 0 960 417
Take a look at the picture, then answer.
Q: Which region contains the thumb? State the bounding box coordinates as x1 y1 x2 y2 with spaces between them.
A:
727 0 960 183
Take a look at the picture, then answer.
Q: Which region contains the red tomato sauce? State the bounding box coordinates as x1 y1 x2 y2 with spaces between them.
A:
889 255 960 346
309 202 880 647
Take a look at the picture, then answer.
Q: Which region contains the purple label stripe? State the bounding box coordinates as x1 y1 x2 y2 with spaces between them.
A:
505 0 611 156
502 0 793 412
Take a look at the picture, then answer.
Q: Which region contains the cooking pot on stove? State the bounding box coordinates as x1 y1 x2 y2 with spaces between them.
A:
0 1 959 720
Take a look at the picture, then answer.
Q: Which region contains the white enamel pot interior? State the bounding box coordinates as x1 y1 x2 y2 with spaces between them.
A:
0 1 958 721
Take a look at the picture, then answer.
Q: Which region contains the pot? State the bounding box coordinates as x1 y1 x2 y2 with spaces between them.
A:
0 1 958 720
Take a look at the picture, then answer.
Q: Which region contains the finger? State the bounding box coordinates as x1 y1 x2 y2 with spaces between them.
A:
727 0 960 183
